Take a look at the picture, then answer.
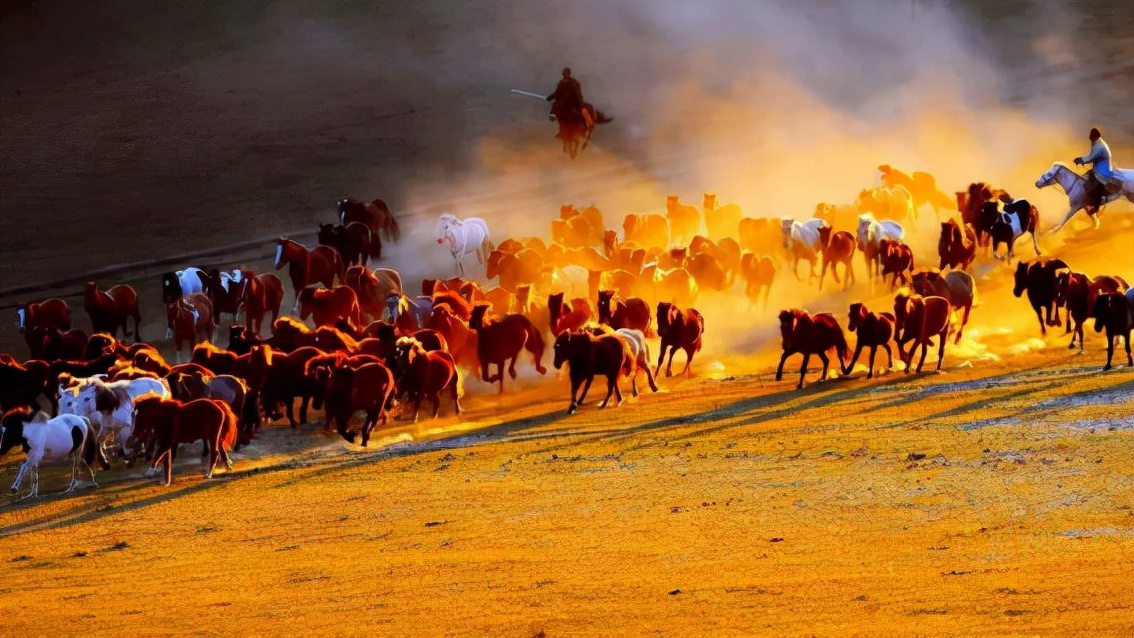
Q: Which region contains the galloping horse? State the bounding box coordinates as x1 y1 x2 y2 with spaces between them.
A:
83 282 142 341
1036 162 1134 233
556 103 611 159
337 197 401 243
436 213 494 276
274 238 343 312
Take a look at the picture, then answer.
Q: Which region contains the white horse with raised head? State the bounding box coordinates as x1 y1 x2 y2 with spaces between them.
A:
1037 162 1134 234
435 213 493 276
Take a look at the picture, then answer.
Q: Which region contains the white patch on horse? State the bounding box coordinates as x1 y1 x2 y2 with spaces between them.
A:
17 308 25 329
191 309 200 323
274 244 283 268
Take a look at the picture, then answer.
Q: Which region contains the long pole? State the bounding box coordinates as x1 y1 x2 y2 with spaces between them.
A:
510 89 546 100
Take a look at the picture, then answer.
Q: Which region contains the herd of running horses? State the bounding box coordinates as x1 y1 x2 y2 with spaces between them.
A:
1 165 1132 499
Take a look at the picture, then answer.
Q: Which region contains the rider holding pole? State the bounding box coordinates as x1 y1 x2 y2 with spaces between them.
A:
547 67 587 130
1074 126 1116 214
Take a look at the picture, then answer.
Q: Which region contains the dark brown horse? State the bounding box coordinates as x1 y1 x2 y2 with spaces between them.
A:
937 219 977 271
325 362 396 446
17 298 72 357
878 239 915 291
552 330 634 414
29 327 89 362
318 221 377 265
844 303 895 378
241 272 284 337
655 302 705 378
597 290 652 336
1013 258 1070 335
469 303 546 393
83 282 142 341
1055 270 1093 352
910 268 975 344
1091 289 1134 370
739 253 776 309
338 197 401 243
392 337 460 421
775 309 849 389
165 292 215 363
548 293 594 336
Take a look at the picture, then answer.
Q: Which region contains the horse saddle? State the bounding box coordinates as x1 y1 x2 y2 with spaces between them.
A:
1086 170 1123 194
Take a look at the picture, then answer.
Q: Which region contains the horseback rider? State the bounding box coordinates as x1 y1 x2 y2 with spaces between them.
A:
1074 126 1117 214
547 67 585 127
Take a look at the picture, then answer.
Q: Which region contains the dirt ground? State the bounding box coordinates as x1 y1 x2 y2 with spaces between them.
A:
1 1 1133 635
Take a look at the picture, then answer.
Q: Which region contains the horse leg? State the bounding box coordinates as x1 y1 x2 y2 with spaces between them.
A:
916 341 930 374
577 376 595 406
1102 332 1116 371
450 380 461 415
654 344 668 379
846 344 864 376
613 374 625 405
936 329 947 371
681 346 696 377
599 375 616 409
775 350 792 381
665 347 678 378
11 461 29 495
1030 231 1041 256
1033 305 1047 336
412 395 423 423
797 353 811 389
567 378 583 413
818 259 829 291
817 351 830 382
508 355 519 380
29 464 40 499
955 303 971 344
866 346 879 379
1124 332 1133 367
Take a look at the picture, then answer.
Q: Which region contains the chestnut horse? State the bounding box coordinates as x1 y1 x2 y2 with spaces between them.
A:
878 239 915 291
548 292 594 336
345 265 402 322
274 238 343 311
739 253 776 309
893 291 952 374
393 337 460 421
775 309 849 389
338 197 401 243
816 226 857 291
241 272 284 337
17 299 72 357
297 285 362 328
424 305 480 377
552 331 634 414
325 362 396 446
165 293 216 363
83 282 142 341
844 302 895 378
910 269 975 344
130 395 238 486
655 302 705 378
597 290 652 336
469 303 547 393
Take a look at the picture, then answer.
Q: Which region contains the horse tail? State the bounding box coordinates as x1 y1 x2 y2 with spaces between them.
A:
216 401 239 452
833 326 850 367
382 211 401 243
525 319 547 373
81 418 106 470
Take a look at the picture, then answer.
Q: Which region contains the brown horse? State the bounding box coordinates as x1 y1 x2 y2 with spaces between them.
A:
83 282 142 341
274 238 343 310
318 221 377 265
739 253 776 309
666 195 701 245
957 182 1012 252
703 193 743 242
550 215 594 249
297 285 362 328
844 303 895 378
816 226 857 291
622 213 670 250
345 265 402 322
655 302 705 378
267 317 319 352
910 269 975 343
165 293 215 363
548 292 594 336
893 291 952 374
552 331 634 414
431 289 473 321
241 272 284 337
17 299 72 357
597 290 652 335
486 248 543 292
131 395 237 486
775 309 849 389
1055 270 1093 352
258 346 326 427
393 337 460 421
1091 290 1134 370
937 219 977 271
325 362 396 446
29 327 89 362
559 204 605 245
1013 259 1070 335
169 370 251 447
469 303 547 393
878 239 915 290
424 305 479 377
737 217 783 257
338 197 401 242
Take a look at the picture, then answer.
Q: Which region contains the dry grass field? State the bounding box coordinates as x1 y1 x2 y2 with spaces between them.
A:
1 1 1132 635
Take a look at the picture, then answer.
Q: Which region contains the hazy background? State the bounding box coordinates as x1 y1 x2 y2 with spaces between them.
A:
0 0 1131 355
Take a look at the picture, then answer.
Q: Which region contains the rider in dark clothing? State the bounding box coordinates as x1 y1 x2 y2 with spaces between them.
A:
547 67 584 125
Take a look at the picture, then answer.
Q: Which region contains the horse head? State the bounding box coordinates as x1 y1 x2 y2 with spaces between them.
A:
1012 261 1031 298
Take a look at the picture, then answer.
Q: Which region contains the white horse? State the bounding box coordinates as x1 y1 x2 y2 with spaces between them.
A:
780 217 827 283
1 410 101 499
542 265 590 299
1037 162 1134 234
856 213 905 285
59 376 171 461
615 328 659 396
436 213 493 276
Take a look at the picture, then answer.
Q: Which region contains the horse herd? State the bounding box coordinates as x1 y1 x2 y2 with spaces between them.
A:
2 165 1133 499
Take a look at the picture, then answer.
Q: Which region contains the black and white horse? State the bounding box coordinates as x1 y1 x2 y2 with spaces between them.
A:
1 408 103 499
161 267 211 304
979 199 1040 262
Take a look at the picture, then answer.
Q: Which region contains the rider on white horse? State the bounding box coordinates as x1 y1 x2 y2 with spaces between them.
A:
1074 126 1119 214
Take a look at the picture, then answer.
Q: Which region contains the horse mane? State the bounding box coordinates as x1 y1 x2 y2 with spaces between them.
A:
274 316 312 335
